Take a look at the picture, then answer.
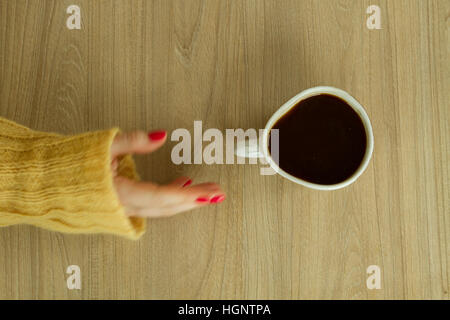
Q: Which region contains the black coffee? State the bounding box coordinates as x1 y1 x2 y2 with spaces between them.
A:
269 94 367 185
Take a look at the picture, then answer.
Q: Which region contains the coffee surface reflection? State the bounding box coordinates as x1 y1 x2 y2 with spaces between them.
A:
269 94 367 185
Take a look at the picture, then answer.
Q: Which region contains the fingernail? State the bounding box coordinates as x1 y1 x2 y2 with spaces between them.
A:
210 195 225 204
196 197 209 203
182 179 192 187
148 131 167 141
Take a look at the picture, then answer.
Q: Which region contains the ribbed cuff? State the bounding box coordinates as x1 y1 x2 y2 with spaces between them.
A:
0 125 146 240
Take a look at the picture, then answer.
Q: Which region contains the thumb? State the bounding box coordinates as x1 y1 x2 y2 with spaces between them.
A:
111 130 167 158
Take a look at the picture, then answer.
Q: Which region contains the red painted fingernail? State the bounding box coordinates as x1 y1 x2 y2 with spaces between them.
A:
148 131 166 141
196 197 209 203
210 195 225 204
182 179 192 187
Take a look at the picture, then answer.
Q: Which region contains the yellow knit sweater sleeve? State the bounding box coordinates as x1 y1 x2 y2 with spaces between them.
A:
0 117 146 240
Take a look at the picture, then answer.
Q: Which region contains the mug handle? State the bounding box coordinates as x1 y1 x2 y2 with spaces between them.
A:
234 136 264 158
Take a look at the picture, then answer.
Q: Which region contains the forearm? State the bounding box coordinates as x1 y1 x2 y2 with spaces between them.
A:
0 117 146 239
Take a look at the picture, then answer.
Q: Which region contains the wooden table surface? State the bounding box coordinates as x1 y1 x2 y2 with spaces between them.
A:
0 0 448 300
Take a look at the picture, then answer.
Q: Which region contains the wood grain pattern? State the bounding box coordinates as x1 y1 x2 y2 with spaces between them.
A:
0 0 448 299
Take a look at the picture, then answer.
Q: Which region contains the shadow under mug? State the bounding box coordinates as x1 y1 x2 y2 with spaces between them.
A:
235 86 374 191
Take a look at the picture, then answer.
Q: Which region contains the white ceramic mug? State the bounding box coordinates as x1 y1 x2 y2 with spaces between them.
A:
235 86 374 190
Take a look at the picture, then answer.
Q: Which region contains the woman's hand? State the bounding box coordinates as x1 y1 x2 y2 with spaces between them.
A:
110 130 225 218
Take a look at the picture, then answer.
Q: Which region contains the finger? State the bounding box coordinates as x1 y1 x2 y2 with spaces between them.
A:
169 176 193 188
178 182 225 204
132 181 224 206
136 183 226 218
111 130 167 158
115 177 225 218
